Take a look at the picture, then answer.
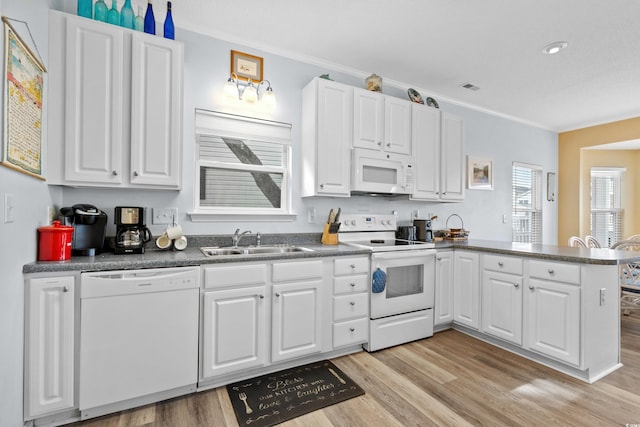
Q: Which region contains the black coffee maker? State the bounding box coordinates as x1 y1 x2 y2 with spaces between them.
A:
413 218 434 242
114 206 152 254
60 204 108 256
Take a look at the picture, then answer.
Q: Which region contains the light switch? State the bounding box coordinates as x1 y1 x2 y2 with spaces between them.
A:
4 193 14 223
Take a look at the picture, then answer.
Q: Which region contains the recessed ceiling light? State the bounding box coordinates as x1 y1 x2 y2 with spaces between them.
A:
542 41 568 55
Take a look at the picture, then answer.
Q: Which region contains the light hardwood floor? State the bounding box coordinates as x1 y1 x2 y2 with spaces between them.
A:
72 312 640 426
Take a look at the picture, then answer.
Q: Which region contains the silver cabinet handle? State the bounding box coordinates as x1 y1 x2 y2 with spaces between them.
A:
350 301 355 306
350 283 356 287
529 285 534 290
377 141 383 146
133 171 139 177
548 269 554 274
112 170 118 176
386 142 391 147
349 327 355 332
319 184 324 188
437 257 442 261
514 283 520 288
63 286 69 292
350 264 356 268
259 294 264 299
498 262 504 267
275 293 280 297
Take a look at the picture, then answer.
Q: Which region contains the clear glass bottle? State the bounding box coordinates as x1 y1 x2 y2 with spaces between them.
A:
120 0 135 29
78 0 92 18
163 1 174 40
134 6 144 31
94 0 108 22
107 0 120 25
144 0 156 35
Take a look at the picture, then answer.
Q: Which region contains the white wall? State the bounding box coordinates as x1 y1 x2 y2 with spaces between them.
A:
0 3 557 426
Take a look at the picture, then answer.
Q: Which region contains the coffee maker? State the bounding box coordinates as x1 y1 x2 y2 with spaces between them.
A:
60 204 108 256
114 206 152 254
413 218 434 242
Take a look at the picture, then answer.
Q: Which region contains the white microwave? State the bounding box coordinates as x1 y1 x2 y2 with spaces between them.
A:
351 148 414 195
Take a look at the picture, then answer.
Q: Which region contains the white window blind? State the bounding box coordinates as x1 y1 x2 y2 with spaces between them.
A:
512 163 542 244
590 168 624 247
194 110 292 216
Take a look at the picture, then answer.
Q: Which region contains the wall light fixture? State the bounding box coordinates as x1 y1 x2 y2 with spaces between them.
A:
223 72 276 108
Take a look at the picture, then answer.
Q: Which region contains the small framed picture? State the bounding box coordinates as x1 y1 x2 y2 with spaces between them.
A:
230 50 263 82
467 156 493 190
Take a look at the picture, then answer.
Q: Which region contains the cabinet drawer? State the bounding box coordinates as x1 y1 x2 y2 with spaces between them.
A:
333 317 368 348
203 264 266 289
529 260 580 285
334 257 369 276
272 260 323 282
334 274 368 294
333 293 369 321
483 254 523 275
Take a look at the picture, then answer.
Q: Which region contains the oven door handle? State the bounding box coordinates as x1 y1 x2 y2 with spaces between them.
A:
372 267 386 293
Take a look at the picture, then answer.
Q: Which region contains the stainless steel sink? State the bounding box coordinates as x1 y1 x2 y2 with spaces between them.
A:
200 245 312 257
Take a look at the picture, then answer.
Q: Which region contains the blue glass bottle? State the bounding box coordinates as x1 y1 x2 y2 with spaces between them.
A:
144 0 156 35
163 1 174 40
120 0 135 29
135 6 144 31
107 0 120 26
78 0 92 18
94 0 108 22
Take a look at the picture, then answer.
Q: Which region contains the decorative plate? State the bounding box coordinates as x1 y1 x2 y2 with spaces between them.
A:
426 97 439 108
407 88 424 104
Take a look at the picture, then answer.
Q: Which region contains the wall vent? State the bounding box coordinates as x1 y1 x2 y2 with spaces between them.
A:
460 82 480 91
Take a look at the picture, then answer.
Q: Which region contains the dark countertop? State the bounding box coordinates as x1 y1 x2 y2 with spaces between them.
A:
23 236 640 274
435 239 640 265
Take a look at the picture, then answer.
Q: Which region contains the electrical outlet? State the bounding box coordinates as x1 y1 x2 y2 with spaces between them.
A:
4 193 14 223
600 288 606 306
152 208 178 224
307 207 316 223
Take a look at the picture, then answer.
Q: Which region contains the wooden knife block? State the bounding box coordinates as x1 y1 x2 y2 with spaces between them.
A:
321 223 339 245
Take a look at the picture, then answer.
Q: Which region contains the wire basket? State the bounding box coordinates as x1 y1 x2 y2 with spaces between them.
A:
445 214 469 240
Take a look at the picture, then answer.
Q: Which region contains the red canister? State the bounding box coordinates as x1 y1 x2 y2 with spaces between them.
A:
38 220 74 261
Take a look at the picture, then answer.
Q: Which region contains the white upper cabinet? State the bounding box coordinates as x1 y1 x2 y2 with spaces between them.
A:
411 105 465 201
301 78 353 197
353 88 412 155
48 11 183 189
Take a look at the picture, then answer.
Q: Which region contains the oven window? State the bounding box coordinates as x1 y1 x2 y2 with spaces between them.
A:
363 165 397 185
385 265 424 298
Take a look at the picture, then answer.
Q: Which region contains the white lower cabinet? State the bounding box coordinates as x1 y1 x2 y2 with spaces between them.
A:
332 256 370 348
525 260 580 365
201 286 267 378
201 259 326 381
453 251 480 329
434 251 454 326
24 276 75 420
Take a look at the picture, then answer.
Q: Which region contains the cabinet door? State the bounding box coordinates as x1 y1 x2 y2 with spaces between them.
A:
315 79 352 196
130 33 183 188
271 280 323 362
353 88 384 150
435 251 454 326
526 278 580 365
64 17 123 184
201 286 267 378
25 276 75 419
384 97 412 155
411 104 440 200
482 271 523 345
453 251 480 329
440 112 465 201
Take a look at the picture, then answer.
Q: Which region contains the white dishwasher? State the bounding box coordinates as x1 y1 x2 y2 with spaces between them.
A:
79 266 199 419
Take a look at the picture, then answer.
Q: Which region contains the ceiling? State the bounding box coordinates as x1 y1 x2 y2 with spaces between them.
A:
167 0 640 132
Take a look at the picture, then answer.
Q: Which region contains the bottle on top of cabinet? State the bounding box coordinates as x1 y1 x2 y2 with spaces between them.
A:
164 1 174 39
120 0 135 29
144 0 156 34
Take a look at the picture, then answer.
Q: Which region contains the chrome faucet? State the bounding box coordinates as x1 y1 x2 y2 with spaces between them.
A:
232 229 252 247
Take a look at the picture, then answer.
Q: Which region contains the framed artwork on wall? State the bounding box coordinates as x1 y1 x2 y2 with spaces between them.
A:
230 50 263 82
467 156 493 190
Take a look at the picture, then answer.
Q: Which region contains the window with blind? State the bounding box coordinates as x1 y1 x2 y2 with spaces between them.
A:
512 163 542 243
590 168 624 247
194 110 292 217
